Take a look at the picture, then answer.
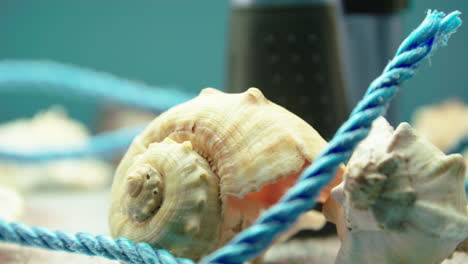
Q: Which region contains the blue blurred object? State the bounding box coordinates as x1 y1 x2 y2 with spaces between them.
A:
0 60 196 112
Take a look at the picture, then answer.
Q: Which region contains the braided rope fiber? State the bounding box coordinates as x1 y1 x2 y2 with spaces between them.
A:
0 9 463 264
0 219 193 264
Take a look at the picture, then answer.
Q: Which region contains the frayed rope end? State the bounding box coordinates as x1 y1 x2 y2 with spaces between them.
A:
438 10 462 47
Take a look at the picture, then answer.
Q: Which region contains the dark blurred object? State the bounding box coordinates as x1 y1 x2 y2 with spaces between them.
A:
343 0 408 14
225 0 410 238
226 0 349 239
226 0 348 140
343 0 409 125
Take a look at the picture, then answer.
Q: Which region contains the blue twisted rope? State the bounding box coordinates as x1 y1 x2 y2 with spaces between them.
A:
0 9 462 264
0 60 196 111
0 219 192 264
0 61 196 162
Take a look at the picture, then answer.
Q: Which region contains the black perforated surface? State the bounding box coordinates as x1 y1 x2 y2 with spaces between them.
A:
227 5 348 139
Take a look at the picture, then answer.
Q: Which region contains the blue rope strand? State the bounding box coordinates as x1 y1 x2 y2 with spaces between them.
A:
0 9 462 264
0 60 196 112
200 10 462 264
0 60 197 163
0 219 192 264
0 125 145 163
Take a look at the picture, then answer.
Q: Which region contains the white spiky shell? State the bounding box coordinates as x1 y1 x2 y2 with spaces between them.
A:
109 88 329 260
324 117 468 264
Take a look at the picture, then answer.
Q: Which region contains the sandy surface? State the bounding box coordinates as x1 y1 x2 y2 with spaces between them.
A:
0 190 466 264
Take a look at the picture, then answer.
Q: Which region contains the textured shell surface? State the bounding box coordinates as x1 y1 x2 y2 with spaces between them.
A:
116 87 327 197
109 88 330 260
324 117 468 264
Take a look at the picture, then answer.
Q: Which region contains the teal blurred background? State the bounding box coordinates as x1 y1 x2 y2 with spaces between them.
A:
0 0 466 131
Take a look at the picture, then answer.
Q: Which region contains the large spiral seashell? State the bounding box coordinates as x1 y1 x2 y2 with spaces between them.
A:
109 88 338 260
323 117 468 264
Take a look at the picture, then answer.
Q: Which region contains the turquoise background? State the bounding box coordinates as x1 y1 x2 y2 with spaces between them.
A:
0 0 466 130
401 0 468 122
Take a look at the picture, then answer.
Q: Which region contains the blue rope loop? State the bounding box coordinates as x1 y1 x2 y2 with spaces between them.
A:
0 60 196 112
0 9 463 264
0 60 197 163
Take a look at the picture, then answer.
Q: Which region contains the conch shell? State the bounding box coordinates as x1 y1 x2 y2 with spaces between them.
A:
323 117 468 264
109 88 339 260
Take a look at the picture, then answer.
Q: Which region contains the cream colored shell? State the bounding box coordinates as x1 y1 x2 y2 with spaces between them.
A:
0 106 112 192
324 117 468 264
412 99 468 151
109 88 328 260
115 87 326 197
0 186 23 221
111 138 221 259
